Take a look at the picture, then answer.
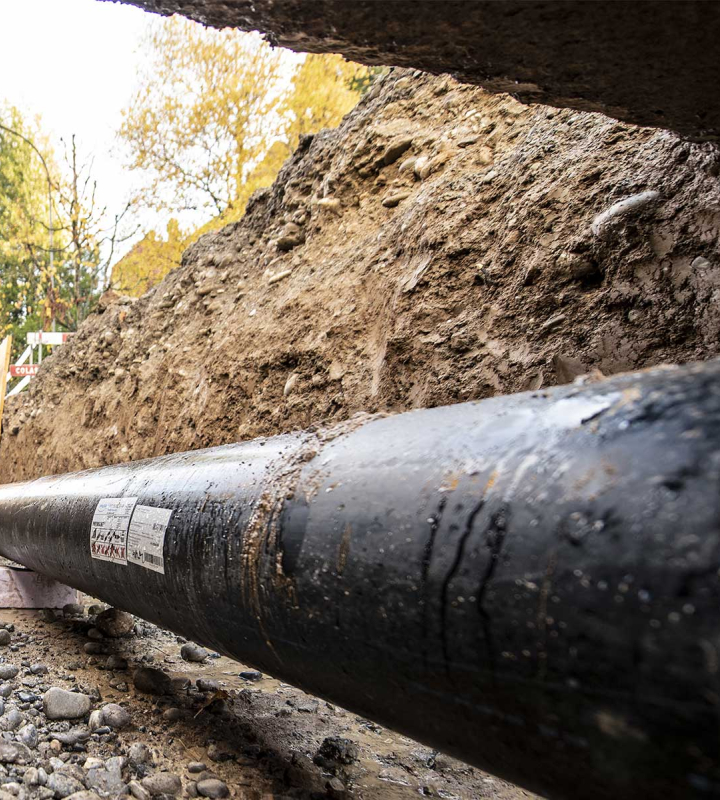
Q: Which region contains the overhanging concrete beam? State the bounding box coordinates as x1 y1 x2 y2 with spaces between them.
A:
106 0 720 140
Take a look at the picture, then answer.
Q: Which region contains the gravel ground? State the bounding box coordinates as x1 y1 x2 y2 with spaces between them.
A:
0 601 539 800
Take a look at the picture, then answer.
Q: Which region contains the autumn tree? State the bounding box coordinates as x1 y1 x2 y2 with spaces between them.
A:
112 218 186 296
119 16 291 217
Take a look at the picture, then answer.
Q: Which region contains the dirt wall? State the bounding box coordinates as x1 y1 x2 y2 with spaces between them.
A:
2 70 720 481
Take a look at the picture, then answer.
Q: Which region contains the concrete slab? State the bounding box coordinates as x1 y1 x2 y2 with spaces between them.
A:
0 567 80 609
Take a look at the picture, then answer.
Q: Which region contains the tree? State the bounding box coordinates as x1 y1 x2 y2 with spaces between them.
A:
0 107 56 356
112 218 186 296
119 16 291 217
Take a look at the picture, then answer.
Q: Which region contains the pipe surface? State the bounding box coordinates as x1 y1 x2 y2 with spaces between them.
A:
1 360 720 799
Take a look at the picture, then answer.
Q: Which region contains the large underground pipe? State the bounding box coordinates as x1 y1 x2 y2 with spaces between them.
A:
1 359 720 799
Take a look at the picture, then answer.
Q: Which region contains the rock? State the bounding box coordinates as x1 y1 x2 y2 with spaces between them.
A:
186 764 206 775
314 737 359 768
382 137 413 166
195 678 219 693
0 667 18 681
0 742 31 764
43 688 92 720
83 643 104 656
47 773 84 798
88 710 104 732
132 668 170 695
128 743 152 767
206 745 232 764
64 794 101 800
556 251 599 281
62 604 83 617
30 663 48 675
53 727 91 746
196 780 228 799
162 708 183 723
141 773 182 796
85 762 126 796
276 223 304 252
283 373 299 397
179 644 207 664
382 191 411 208
129 781 151 800
95 609 134 638
239 671 262 682
1 707 23 731
539 313 566 332
0 684 12 698
0 632 11 647
86 629 103 641
18 723 37 748
100 703 130 730
83 759 104 771
23 767 46 786
317 197 342 215
105 655 128 671
591 190 661 236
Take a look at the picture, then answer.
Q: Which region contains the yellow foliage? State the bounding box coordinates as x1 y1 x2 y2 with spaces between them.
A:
112 219 186 296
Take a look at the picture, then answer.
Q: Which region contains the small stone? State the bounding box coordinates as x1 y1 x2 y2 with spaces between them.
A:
129 781 151 800
382 191 411 208
1 707 22 731
162 708 183 723
540 313 566 332
0 632 11 647
179 644 207 664
83 643 104 656
186 764 206 775
23 767 45 786
0 684 11 698
317 197 341 215
43 688 92 720
141 773 182 796
276 223 304 252
83 759 104 771
95 609 134 638
30 663 48 675
0 742 31 764
64 794 101 800
239 671 262 682
0 667 18 681
283 373 299 397
105 655 128 671
133 668 170 696
62 604 83 618
47 772 84 798
19 724 37 748
88 710 104 732
206 745 232 764
382 137 413 166
86 629 103 641
195 678 219 693
100 703 130 730
128 743 152 767
314 737 359 767
196 780 228 799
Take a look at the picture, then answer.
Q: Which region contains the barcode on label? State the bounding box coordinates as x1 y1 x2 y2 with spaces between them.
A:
143 553 163 566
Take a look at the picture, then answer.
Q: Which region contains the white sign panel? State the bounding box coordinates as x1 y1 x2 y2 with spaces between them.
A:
127 505 173 574
90 497 138 564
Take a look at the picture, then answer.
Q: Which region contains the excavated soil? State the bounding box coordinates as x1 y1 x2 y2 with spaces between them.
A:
2 69 720 480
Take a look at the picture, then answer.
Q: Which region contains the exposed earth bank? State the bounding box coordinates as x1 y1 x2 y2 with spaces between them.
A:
2 69 720 480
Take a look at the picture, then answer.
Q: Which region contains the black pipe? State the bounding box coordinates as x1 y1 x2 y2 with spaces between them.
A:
1 360 720 799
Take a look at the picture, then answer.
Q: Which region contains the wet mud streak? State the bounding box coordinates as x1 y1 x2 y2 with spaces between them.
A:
476 504 510 681
439 497 485 676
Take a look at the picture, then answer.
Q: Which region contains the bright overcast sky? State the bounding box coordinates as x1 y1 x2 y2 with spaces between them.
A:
0 0 159 256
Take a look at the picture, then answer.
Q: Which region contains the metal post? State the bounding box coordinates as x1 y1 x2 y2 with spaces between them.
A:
1 360 719 799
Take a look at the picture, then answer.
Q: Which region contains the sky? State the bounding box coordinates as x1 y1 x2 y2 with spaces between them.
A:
0 0 157 256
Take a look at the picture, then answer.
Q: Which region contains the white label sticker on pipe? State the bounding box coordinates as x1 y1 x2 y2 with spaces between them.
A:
127 505 173 574
90 497 138 565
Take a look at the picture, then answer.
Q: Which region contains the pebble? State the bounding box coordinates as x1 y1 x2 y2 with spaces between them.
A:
162 708 183 723
62 604 83 618
0 685 11 698
540 313 566 332
195 679 219 693
0 667 18 681
47 772 84 798
105 655 128 671
99 703 130 730
43 688 92 721
239 671 262 682
196 779 228 799
141 773 182 796
64 794 101 800
314 737 359 767
382 191 411 208
128 743 152 767
95 609 134 638
23 767 46 786
87 711 103 732
0 633 11 647
129 781 151 800
382 137 413 166
0 743 30 764
18 724 37 748
82 643 104 656
317 197 341 215
1 707 22 731
205 745 232 764
133 668 170 696
591 190 661 236
186 764 206 775
179 644 207 664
